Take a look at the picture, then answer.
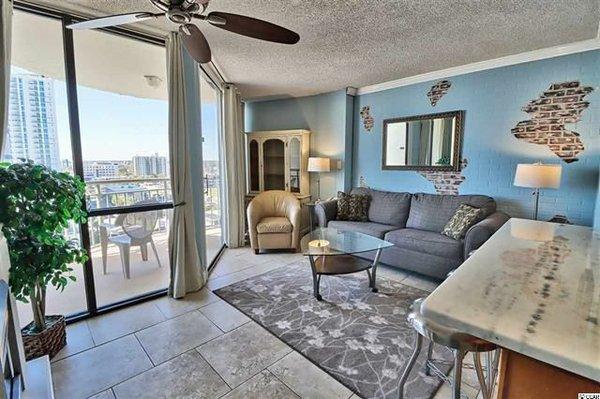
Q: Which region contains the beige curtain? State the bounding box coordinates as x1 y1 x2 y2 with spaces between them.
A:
220 85 246 248
0 0 12 156
166 32 205 298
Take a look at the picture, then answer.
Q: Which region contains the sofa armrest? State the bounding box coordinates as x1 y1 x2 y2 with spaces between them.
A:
314 200 338 227
464 211 510 258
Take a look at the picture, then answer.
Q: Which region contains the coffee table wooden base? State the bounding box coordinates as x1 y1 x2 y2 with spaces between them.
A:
308 248 382 301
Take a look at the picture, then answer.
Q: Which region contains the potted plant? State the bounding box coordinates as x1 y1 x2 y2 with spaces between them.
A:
0 160 87 359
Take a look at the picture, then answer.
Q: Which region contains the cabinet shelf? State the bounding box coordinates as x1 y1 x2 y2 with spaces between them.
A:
246 130 311 197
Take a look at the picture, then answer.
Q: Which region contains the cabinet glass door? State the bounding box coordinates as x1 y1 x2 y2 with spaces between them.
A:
263 139 285 190
288 137 301 193
248 139 259 192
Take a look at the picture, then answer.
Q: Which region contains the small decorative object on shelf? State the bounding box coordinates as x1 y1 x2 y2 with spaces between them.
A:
0 160 88 360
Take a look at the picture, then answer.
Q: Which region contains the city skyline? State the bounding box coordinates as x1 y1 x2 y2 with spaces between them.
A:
8 67 220 167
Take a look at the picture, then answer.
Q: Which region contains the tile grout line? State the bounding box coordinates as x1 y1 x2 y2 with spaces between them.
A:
196 349 237 395
195 322 293 392
263 369 302 399
82 333 154 399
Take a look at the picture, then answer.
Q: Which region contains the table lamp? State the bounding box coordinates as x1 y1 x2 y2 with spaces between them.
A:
307 157 330 201
513 162 562 220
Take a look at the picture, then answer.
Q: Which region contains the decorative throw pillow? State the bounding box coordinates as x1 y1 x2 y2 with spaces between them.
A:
442 203 484 240
336 191 370 221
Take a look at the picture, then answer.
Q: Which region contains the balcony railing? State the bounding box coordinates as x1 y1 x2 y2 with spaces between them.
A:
84 176 221 247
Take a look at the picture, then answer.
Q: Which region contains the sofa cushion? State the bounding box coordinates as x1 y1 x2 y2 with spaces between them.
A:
327 220 397 239
442 203 485 240
384 228 463 260
351 187 411 227
257 217 292 234
406 193 496 232
336 191 370 221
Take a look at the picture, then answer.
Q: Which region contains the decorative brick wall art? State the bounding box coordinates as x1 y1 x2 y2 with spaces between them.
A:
511 81 593 163
419 159 468 195
360 106 374 132
427 80 452 106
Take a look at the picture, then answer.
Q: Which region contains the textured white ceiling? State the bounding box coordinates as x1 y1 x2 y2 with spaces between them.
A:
25 0 600 100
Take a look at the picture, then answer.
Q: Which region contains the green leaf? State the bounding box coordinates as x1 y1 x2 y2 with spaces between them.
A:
1 160 88 316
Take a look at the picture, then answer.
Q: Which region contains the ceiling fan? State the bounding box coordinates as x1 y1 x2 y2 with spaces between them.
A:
67 0 300 64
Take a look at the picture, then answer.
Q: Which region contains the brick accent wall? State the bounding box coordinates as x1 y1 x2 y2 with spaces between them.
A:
427 80 451 106
419 159 468 195
511 81 593 163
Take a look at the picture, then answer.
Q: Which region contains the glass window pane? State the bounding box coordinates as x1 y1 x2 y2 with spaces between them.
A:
6 10 74 173
73 28 171 305
8 10 86 324
72 29 170 211
88 210 171 307
200 74 223 263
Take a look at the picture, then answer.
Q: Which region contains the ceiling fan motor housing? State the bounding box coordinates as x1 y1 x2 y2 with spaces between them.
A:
167 8 192 24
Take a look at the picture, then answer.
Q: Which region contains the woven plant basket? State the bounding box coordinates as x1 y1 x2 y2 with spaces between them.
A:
21 315 66 360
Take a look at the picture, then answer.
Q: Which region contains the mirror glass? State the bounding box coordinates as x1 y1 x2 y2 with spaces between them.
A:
383 111 463 171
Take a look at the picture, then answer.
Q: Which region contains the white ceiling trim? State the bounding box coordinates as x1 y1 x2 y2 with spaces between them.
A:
356 38 600 96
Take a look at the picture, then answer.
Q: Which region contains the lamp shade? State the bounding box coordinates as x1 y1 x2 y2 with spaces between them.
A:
514 163 562 189
307 157 330 172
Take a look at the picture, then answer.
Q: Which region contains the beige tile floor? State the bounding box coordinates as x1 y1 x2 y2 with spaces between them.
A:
50 247 485 399
17 230 223 328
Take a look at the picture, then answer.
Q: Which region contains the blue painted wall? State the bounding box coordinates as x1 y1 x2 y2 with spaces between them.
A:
595 177 600 230
245 89 353 199
354 50 600 226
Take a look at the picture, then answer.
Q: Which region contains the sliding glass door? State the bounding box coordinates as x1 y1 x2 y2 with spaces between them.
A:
6 4 227 323
6 9 88 324
72 27 171 306
5 4 174 323
200 73 225 264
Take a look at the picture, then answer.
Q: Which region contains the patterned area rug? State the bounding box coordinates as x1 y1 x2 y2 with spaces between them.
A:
215 260 451 399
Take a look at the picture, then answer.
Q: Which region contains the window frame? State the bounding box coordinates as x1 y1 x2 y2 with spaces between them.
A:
13 1 173 322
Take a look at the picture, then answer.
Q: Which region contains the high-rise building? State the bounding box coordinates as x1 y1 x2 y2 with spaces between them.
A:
132 153 168 177
83 161 121 180
4 74 61 171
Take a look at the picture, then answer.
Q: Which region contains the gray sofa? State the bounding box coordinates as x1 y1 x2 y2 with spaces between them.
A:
314 188 509 279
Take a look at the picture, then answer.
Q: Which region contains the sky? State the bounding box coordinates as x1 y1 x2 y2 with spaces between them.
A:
13 66 220 163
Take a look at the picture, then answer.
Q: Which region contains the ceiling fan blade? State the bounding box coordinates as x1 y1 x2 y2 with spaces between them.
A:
179 24 212 64
206 12 299 44
67 12 160 30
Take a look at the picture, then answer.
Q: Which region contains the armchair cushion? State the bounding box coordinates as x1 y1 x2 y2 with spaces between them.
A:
257 217 293 234
247 190 301 250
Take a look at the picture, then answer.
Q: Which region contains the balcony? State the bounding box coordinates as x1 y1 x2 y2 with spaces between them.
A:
16 176 223 327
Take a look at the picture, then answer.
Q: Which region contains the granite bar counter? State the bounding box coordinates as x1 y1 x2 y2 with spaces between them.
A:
422 218 599 387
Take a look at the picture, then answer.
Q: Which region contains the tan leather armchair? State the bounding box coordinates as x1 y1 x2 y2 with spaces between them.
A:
247 190 301 254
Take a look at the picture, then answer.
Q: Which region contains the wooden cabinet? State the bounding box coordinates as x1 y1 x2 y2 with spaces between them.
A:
245 130 312 236
246 130 310 196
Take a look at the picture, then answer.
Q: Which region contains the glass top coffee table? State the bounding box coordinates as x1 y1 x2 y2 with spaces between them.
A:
300 227 393 301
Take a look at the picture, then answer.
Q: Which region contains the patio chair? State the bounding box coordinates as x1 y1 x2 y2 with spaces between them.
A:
100 199 162 279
